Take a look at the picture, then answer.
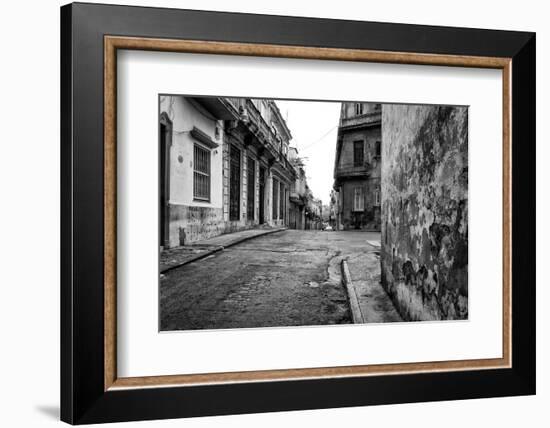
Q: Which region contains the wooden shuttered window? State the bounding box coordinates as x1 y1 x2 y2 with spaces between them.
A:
353 140 364 167
229 145 241 221
272 178 279 220
193 144 210 201
247 157 255 220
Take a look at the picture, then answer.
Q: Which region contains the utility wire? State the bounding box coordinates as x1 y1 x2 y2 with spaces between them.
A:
300 125 338 151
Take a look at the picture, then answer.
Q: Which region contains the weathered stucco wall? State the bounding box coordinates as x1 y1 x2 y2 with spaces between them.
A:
338 127 381 170
336 121 382 231
381 105 468 321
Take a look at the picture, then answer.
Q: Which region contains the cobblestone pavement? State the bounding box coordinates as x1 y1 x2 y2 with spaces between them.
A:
160 230 383 331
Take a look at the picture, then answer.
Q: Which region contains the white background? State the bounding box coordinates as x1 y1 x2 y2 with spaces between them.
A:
0 0 547 427
118 51 502 377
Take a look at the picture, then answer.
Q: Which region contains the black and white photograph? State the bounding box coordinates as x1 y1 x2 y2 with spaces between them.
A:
0 0 541 425
158 96 468 331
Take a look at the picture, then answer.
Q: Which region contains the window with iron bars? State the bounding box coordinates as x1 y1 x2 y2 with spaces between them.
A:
193 144 210 201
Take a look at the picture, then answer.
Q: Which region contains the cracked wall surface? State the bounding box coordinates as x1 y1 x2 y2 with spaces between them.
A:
381 105 468 321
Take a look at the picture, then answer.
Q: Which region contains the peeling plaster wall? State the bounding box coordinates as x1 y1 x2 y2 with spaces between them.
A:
381 105 468 321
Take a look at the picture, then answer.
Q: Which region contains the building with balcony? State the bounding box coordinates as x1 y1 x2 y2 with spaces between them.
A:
288 146 307 229
224 98 296 230
305 196 324 230
159 96 296 248
332 102 382 231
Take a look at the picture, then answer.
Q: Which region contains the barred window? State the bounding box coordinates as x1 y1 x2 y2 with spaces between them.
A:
353 187 364 212
355 103 363 115
193 144 210 201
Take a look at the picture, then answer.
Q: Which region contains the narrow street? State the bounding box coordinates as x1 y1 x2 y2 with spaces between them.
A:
160 230 386 331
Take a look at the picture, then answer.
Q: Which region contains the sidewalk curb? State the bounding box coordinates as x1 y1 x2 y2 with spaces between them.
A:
161 228 287 274
223 227 287 250
161 246 224 274
341 260 365 324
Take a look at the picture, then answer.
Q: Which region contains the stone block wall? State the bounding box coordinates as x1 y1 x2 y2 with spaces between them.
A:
381 105 468 321
169 203 258 246
168 205 225 247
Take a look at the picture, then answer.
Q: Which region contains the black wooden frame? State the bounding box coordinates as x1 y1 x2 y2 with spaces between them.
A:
61 2 535 424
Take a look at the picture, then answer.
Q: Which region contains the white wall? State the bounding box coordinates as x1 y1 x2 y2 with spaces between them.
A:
160 96 224 208
0 1 547 427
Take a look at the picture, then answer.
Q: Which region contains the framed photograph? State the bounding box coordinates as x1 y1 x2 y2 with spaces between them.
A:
61 2 535 424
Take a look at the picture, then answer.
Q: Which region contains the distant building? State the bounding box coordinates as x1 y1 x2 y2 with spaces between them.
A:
305 192 323 230
321 204 331 222
159 96 296 248
332 102 382 231
288 147 307 230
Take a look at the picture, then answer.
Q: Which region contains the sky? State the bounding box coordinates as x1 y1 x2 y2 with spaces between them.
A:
275 99 342 205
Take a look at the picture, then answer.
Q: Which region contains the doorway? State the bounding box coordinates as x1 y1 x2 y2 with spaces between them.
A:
259 166 266 224
229 145 241 221
159 113 172 249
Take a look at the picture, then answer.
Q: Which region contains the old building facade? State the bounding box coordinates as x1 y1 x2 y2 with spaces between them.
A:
305 196 324 230
288 146 307 230
159 96 296 248
332 102 382 231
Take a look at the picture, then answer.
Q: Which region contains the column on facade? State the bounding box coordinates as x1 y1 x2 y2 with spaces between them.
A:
222 139 230 222
254 157 263 224
241 153 247 223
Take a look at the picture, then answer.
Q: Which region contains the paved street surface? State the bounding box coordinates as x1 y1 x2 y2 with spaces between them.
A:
160 230 391 331
160 227 286 272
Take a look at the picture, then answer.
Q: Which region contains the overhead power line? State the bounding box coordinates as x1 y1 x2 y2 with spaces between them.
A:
300 125 338 151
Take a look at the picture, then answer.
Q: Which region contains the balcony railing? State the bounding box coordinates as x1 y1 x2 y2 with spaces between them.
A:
334 163 370 178
340 111 381 129
245 100 281 152
226 97 246 113
225 98 296 177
